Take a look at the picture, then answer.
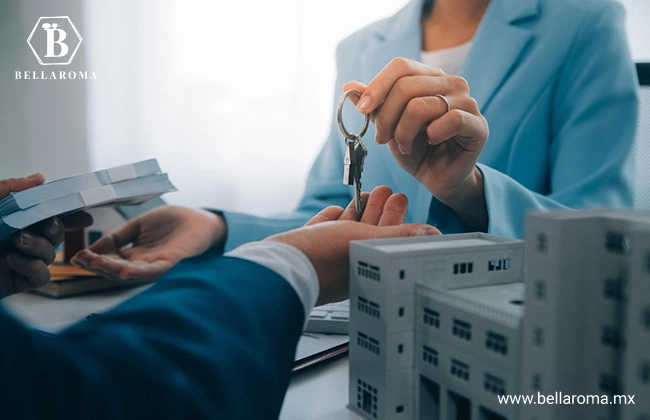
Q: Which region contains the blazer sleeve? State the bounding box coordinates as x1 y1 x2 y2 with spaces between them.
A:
428 1 638 239
221 45 353 252
0 253 305 420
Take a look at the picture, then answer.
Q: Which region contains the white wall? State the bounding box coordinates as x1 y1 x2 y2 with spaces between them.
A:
0 0 89 182
84 0 411 215
1 0 648 212
621 0 650 62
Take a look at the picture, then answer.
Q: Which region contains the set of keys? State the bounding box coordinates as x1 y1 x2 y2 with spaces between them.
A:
337 89 370 214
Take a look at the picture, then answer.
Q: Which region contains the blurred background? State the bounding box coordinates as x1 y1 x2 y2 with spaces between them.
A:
1 0 649 216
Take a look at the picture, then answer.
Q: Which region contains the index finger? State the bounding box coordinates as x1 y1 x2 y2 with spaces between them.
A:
0 174 45 199
354 58 445 114
87 220 142 255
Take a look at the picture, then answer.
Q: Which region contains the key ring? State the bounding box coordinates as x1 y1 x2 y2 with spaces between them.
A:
337 89 370 144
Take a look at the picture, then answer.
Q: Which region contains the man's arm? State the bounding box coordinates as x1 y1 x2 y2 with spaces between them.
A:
2 187 438 419
1 254 306 419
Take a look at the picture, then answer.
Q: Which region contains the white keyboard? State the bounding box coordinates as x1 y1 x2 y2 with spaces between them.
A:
304 300 350 334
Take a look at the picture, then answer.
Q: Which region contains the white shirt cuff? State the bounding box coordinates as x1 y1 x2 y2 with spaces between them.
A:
225 241 319 325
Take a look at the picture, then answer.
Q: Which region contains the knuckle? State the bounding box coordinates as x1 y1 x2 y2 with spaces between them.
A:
451 76 470 93
465 97 479 113
447 109 465 127
405 97 430 120
390 57 413 73
393 77 415 98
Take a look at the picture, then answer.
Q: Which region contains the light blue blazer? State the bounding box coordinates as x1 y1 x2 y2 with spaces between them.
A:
223 0 638 250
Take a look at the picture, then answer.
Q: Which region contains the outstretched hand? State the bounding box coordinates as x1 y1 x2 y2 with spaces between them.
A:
267 186 440 305
72 206 226 281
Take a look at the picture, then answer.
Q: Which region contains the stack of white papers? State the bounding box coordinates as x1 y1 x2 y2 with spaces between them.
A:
0 159 176 244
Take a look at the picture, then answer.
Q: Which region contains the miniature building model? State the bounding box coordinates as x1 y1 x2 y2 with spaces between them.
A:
348 210 650 420
522 211 650 420
348 233 525 420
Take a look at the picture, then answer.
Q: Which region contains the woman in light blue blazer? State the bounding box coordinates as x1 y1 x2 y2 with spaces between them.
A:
77 0 639 280
221 0 638 247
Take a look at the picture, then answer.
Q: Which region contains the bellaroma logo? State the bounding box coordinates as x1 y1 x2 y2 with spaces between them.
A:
16 16 97 80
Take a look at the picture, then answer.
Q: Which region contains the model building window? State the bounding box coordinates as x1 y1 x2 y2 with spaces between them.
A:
357 261 381 282
484 373 506 395
605 231 632 254
603 276 626 301
488 259 510 271
450 359 470 381
644 307 650 330
357 296 381 319
356 379 378 418
534 280 546 300
533 327 545 347
639 361 650 385
453 262 473 275
357 332 380 356
601 326 623 349
452 319 472 341
422 345 439 367
598 372 620 395
537 233 547 252
486 331 508 354
424 308 440 328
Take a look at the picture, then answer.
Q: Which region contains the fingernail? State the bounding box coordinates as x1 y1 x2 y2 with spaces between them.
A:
48 219 61 236
357 96 371 112
398 145 407 155
27 173 42 180
21 231 36 246
426 227 440 236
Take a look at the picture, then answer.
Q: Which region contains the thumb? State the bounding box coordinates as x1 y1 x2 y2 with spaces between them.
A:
374 223 440 239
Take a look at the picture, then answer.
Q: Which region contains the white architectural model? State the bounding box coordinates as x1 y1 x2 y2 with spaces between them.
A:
348 210 650 420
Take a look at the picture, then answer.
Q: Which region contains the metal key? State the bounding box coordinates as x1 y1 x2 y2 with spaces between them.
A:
343 139 357 185
337 89 370 214
353 140 368 213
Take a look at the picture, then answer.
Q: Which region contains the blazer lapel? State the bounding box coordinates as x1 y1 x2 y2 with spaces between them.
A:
461 0 540 112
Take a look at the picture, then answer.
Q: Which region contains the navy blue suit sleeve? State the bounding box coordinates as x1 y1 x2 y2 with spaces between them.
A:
0 254 305 419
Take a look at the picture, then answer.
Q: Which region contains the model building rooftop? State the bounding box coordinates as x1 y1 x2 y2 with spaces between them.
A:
352 233 522 255
419 282 525 321
529 208 650 224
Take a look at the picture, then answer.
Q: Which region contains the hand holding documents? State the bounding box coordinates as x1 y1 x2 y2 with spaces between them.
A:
0 160 176 245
